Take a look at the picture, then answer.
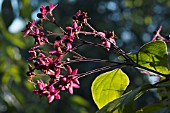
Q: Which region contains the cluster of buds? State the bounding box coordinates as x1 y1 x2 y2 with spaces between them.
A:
23 2 117 103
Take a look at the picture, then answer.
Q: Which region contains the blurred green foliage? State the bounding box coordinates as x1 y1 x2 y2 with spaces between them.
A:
0 0 170 113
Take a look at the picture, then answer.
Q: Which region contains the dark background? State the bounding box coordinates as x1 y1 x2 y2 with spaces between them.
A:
0 0 170 113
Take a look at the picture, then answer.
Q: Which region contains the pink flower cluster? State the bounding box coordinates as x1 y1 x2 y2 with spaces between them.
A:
23 2 117 103
98 31 116 51
32 66 79 103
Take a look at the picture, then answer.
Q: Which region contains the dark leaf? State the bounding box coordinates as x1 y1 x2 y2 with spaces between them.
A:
2 0 15 28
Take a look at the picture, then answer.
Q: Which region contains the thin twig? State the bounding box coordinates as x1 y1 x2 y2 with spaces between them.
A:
74 64 124 79
62 58 123 65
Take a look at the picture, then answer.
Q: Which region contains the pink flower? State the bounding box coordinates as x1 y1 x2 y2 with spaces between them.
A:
49 50 58 55
46 85 60 103
23 19 36 37
33 80 46 95
49 50 63 63
28 48 37 60
98 32 106 37
37 2 58 19
29 27 49 46
40 6 47 15
105 38 116 51
46 2 58 16
67 65 78 76
65 22 81 51
60 65 80 94
98 31 116 51
37 6 47 20
62 35 74 51
65 41 72 51
68 81 80 95
28 63 33 72
33 80 60 103
47 69 55 75
38 80 46 90
76 10 81 17
73 10 88 23
55 68 61 77
66 21 81 35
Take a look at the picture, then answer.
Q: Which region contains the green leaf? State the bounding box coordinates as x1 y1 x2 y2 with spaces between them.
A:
119 41 170 74
10 65 21 83
156 80 170 87
138 41 169 74
91 69 129 109
156 80 170 108
136 103 165 113
25 80 34 90
2 0 15 28
19 0 32 20
70 95 90 107
97 87 142 113
2 73 10 85
121 101 136 113
0 15 25 48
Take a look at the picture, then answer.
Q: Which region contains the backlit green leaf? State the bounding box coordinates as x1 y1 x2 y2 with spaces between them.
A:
137 41 169 74
119 41 170 74
91 69 129 109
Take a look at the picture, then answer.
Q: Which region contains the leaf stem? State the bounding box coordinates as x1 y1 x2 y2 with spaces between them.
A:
135 64 170 78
